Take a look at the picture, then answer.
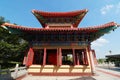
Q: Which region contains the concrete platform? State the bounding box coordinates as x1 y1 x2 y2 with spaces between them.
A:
18 67 120 80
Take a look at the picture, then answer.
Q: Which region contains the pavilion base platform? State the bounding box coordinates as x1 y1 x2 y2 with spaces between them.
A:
28 65 93 76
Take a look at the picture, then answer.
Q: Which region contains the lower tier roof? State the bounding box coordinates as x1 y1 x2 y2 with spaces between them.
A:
1 22 117 32
1 22 119 42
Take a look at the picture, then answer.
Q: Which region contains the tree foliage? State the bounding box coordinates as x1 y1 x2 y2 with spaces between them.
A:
97 58 105 64
0 16 29 68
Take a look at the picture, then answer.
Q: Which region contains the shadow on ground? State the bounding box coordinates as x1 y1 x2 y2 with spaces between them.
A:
70 76 96 80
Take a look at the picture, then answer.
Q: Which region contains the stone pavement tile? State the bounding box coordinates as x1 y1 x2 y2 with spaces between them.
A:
96 67 120 78
22 75 96 80
69 76 96 80
96 67 120 75
93 71 120 80
21 67 120 80
93 67 120 80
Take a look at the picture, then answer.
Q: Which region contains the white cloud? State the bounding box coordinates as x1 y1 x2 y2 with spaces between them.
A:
100 2 120 15
91 38 109 59
100 4 114 15
91 37 109 48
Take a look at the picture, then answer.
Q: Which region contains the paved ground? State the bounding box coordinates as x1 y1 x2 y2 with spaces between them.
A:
93 67 120 80
20 67 120 80
19 75 96 80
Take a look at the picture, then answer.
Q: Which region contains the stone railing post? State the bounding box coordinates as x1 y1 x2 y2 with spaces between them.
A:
0 65 1 76
14 64 19 78
7 69 11 75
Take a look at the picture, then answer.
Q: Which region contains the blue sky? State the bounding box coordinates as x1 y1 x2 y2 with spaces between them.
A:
0 0 120 59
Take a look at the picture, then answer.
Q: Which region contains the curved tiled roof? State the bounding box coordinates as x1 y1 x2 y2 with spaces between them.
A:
32 9 88 28
1 22 118 42
32 9 88 17
2 22 117 32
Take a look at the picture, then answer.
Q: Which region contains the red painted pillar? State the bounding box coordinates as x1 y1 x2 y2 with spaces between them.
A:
92 50 98 65
76 53 80 65
23 51 28 65
87 46 96 74
57 48 59 66
84 51 88 65
59 48 62 66
87 46 91 66
94 51 98 65
43 48 46 66
72 48 76 65
82 51 85 65
26 47 34 67
23 56 27 65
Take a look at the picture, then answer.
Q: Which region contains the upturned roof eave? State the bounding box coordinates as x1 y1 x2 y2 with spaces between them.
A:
1 22 117 32
32 9 88 28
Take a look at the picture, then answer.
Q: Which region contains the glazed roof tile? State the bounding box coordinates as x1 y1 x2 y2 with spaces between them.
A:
32 9 88 17
2 22 117 32
32 9 88 28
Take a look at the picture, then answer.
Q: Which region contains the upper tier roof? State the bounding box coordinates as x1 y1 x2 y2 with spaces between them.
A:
32 9 88 28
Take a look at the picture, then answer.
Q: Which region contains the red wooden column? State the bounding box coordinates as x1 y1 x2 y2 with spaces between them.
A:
92 50 97 65
72 48 76 65
76 53 80 65
23 56 27 65
86 47 91 66
82 51 85 64
84 51 88 65
57 48 59 66
23 51 27 65
43 48 46 66
26 47 34 67
87 46 95 74
90 50 96 74
59 48 62 66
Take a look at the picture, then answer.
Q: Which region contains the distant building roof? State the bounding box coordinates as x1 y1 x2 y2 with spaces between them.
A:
106 54 120 58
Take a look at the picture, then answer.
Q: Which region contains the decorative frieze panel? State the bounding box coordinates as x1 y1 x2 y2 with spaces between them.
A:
31 41 89 46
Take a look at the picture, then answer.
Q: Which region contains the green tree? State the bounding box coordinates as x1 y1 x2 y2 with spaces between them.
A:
97 58 105 64
0 16 28 68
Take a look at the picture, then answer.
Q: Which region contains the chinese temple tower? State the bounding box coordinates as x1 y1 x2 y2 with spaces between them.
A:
2 9 119 76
